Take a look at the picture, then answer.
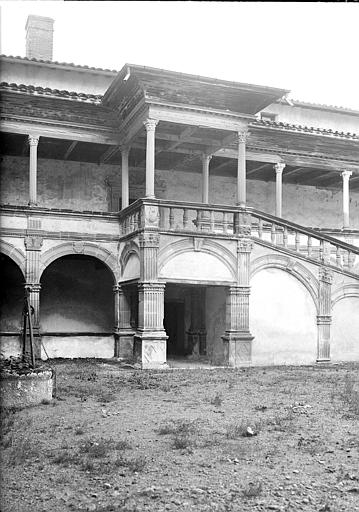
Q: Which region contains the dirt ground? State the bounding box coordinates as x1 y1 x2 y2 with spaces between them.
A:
1 360 359 512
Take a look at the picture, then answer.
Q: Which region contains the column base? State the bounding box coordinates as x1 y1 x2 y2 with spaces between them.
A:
316 358 331 364
114 330 135 360
222 331 253 367
134 331 168 369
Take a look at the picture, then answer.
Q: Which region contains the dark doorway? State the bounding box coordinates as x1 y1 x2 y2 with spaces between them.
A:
164 301 185 356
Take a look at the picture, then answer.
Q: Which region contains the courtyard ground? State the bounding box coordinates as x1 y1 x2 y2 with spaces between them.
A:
1 360 359 512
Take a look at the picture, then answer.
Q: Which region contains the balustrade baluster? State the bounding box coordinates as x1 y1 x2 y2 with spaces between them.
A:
295 232 300 252
271 223 276 244
258 218 263 239
183 208 189 230
307 236 312 258
196 210 201 231
210 210 215 232
283 226 288 248
336 246 342 267
223 212 228 234
130 214 135 232
344 250 350 268
169 207 175 230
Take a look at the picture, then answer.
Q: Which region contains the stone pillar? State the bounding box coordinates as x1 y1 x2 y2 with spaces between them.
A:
317 267 332 362
135 226 167 368
236 130 248 207
114 285 134 360
24 235 43 357
202 154 212 203
144 119 158 198
28 135 39 206
274 162 285 217
187 288 206 358
121 147 130 209
222 239 253 367
341 170 352 229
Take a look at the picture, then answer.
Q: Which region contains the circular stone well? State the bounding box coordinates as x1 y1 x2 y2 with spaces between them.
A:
0 369 53 408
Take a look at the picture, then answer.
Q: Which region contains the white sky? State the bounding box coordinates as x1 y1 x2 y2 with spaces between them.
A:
1 1 359 110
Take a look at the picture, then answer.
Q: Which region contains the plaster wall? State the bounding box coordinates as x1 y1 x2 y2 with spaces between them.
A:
250 268 317 365
331 297 359 362
3 155 358 229
41 335 114 359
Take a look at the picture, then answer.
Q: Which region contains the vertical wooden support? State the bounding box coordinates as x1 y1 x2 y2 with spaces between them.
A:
341 170 352 229
317 267 333 362
201 154 211 203
274 162 285 218
24 235 43 358
236 130 248 207
144 119 158 199
121 146 130 209
222 238 254 367
28 135 39 206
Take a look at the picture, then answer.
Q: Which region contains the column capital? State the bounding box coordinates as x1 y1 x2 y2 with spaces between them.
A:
28 135 40 147
113 284 121 293
237 238 253 253
24 236 43 251
319 266 333 284
274 162 286 175
201 153 212 164
341 170 352 181
144 119 158 132
139 231 160 248
237 130 249 144
24 283 41 293
120 145 130 156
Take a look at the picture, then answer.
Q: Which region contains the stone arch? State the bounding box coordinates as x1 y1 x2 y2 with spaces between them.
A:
159 238 237 282
39 242 119 283
332 283 359 307
0 240 26 277
251 254 319 313
119 240 140 279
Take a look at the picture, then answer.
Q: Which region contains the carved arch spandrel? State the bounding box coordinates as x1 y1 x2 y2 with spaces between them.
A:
39 242 119 283
332 284 359 307
0 240 26 277
158 238 237 281
250 254 319 313
119 240 140 278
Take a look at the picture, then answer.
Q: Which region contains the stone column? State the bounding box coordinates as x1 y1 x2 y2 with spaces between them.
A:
317 267 332 362
24 235 43 358
135 225 167 368
114 285 134 360
202 154 212 203
28 135 39 206
121 147 130 209
222 239 253 367
341 170 352 229
144 119 158 199
236 130 248 207
274 162 285 217
187 288 206 358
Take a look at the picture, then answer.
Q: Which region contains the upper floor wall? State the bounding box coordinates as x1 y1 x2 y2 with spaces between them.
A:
1 155 358 229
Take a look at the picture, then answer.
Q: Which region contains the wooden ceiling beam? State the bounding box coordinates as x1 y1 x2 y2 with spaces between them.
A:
246 162 270 177
156 126 197 156
64 141 78 160
99 145 120 165
310 171 340 184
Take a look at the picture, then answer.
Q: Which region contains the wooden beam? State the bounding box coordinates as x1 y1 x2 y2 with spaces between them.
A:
246 162 270 177
156 126 197 156
204 132 238 158
310 171 340 184
64 141 78 160
283 166 306 177
212 159 234 173
99 145 120 164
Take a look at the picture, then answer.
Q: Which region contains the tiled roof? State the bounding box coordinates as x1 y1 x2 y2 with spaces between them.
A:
253 119 359 140
0 54 118 74
278 97 359 116
0 81 102 104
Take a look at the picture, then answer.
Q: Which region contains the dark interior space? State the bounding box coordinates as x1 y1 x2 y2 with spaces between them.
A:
0 254 24 332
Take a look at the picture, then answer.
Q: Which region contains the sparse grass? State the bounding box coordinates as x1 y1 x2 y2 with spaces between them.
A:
157 418 199 436
79 438 110 458
210 392 223 408
114 454 147 472
242 481 263 498
226 421 252 439
341 375 359 415
172 434 193 450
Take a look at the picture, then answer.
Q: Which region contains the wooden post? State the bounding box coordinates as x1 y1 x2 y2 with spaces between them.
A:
144 119 158 198
202 154 211 203
274 162 285 217
341 170 352 229
28 135 39 206
121 147 130 209
236 130 247 207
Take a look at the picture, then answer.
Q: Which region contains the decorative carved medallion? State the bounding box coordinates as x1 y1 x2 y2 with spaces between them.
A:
193 238 204 252
73 241 85 254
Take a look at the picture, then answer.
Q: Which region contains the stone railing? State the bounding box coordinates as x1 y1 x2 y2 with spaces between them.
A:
118 199 359 276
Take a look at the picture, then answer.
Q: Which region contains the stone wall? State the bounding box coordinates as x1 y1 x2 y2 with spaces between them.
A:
2 155 359 229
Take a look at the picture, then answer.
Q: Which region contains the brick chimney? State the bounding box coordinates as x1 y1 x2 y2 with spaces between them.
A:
25 15 54 61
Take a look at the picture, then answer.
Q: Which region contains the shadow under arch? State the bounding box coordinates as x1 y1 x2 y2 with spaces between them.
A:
39 242 119 283
251 253 319 313
0 241 26 278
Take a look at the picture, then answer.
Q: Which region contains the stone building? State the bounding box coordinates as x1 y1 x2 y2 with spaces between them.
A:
1 15 358 367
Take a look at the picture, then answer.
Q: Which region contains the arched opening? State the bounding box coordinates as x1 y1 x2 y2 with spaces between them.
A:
250 268 317 365
0 254 24 357
332 296 359 362
40 255 115 359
